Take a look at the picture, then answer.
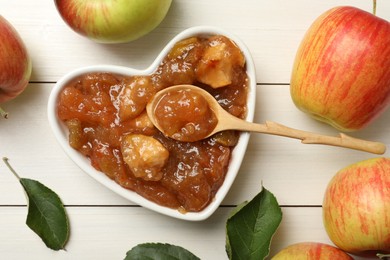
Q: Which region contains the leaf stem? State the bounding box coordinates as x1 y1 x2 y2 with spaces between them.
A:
2 157 21 180
377 253 390 259
0 106 8 119
373 0 377 15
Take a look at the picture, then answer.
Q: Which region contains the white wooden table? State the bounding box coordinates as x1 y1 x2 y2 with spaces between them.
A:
1 1 389 259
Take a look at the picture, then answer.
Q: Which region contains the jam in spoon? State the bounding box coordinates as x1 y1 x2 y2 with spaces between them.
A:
146 85 386 155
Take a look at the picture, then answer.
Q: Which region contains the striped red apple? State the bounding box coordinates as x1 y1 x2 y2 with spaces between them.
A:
290 6 390 131
323 157 390 255
0 15 32 118
272 242 352 259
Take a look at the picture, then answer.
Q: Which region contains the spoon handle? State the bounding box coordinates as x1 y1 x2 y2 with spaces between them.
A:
262 121 386 155
224 118 386 154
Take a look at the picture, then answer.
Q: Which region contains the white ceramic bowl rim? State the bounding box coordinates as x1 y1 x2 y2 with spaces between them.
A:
47 26 256 221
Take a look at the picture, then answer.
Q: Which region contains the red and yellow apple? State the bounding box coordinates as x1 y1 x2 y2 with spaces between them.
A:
290 6 390 131
0 15 32 118
323 157 390 255
272 242 352 259
54 0 172 43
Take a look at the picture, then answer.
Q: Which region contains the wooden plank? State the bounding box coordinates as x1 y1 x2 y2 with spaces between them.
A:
1 1 389 83
0 206 373 259
1 84 388 207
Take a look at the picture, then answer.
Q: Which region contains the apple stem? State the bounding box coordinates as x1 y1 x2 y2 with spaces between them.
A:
377 253 390 259
373 0 377 15
0 106 8 119
2 157 21 180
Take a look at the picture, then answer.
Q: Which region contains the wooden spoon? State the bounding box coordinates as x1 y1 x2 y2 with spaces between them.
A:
146 85 386 155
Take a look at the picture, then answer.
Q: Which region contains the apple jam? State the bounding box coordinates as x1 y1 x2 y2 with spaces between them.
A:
57 35 249 212
153 88 218 142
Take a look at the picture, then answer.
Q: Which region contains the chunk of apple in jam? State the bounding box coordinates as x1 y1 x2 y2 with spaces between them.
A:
121 134 169 181
196 36 245 88
117 76 155 122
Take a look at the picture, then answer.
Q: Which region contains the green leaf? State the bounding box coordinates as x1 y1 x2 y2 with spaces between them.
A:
228 200 249 219
125 243 200 260
226 187 282 260
20 178 69 251
2 157 70 251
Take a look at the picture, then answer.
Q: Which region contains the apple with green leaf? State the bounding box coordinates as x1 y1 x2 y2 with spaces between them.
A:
0 15 32 118
323 157 390 255
290 6 390 131
272 242 352 259
54 0 172 43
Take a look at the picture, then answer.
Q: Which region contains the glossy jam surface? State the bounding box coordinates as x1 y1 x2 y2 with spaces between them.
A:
57 35 248 212
154 89 218 142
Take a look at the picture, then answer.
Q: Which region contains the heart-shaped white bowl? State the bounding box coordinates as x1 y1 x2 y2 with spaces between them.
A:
48 26 256 221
